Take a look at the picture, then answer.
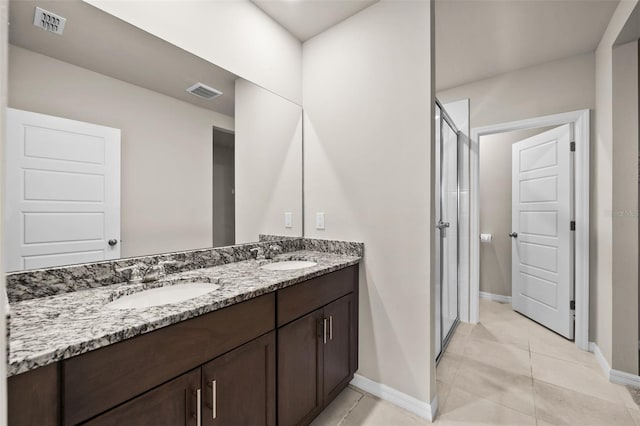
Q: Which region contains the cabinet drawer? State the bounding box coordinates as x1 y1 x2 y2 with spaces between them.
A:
83 369 200 426
277 266 357 327
64 293 274 425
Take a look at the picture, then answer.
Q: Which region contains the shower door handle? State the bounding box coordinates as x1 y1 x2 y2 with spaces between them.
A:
436 220 450 237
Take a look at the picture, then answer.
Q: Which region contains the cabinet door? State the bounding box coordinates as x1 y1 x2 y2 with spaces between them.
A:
277 309 324 426
323 294 355 403
201 332 276 426
8 363 59 426
83 369 200 426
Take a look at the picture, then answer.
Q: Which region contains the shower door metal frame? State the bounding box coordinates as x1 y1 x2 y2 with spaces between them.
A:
435 99 461 363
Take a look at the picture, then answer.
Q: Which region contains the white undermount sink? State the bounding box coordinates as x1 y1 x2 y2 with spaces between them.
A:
260 260 318 271
105 283 220 309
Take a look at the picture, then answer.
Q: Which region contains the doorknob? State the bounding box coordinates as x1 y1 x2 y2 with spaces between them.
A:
108 239 118 246
509 232 518 238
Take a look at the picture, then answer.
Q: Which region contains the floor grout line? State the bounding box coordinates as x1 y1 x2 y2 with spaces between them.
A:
528 334 541 424
445 372 539 419
336 390 365 426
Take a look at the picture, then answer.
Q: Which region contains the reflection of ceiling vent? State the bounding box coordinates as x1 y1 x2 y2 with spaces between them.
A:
186 83 223 100
33 7 66 35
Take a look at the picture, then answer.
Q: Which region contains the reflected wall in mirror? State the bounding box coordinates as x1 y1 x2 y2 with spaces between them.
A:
5 1 303 272
235 79 303 243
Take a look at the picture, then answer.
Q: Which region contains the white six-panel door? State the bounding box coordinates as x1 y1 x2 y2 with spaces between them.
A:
511 124 574 339
5 108 121 272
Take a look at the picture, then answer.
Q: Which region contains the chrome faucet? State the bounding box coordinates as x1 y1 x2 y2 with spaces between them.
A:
250 247 266 260
116 264 144 284
143 260 178 283
116 260 177 284
266 244 282 259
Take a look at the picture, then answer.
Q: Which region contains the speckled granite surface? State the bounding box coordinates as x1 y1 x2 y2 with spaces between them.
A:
6 239 304 303
8 250 360 377
261 235 365 257
7 237 364 303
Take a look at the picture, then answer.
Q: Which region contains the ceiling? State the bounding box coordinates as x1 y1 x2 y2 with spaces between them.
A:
252 0 378 42
9 0 624 108
9 0 238 117
436 0 620 91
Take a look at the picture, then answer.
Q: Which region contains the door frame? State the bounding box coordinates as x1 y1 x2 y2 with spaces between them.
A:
469 109 590 351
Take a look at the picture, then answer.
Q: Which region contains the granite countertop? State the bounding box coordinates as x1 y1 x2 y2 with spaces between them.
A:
8 250 360 376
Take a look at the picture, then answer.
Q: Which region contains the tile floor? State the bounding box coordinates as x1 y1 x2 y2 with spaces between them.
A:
311 299 640 425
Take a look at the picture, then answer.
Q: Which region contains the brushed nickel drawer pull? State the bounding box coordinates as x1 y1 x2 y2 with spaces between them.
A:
196 388 202 426
323 318 328 344
329 315 333 341
212 379 217 419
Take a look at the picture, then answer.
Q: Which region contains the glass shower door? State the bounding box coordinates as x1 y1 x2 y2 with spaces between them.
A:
435 102 460 360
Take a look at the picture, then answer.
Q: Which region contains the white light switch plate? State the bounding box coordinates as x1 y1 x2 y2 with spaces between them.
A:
284 212 292 228
316 212 325 230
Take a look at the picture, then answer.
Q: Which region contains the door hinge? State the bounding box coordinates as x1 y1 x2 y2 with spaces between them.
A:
570 142 576 152
570 300 576 310
570 221 576 231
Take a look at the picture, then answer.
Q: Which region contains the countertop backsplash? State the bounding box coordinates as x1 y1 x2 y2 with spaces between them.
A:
260 235 364 257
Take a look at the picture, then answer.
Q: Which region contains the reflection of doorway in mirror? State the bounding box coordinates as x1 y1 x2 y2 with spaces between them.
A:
212 127 235 247
5 108 121 272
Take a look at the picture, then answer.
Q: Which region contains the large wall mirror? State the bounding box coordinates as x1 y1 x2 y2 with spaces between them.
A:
5 1 303 272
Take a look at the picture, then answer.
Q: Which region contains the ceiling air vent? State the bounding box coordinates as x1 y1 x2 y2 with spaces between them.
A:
33 7 66 35
186 83 223 100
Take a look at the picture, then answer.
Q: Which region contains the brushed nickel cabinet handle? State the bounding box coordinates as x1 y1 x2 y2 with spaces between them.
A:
329 315 333 341
196 388 202 426
212 379 217 420
323 318 328 344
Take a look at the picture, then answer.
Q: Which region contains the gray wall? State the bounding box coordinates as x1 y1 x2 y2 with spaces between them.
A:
234 78 303 243
8 45 234 259
479 127 553 297
302 0 436 404
213 129 235 247
611 39 639 374
593 0 639 368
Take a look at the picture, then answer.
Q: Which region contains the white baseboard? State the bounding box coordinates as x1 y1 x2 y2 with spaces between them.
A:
611 369 640 388
350 374 437 422
589 342 640 388
479 291 512 304
589 342 611 377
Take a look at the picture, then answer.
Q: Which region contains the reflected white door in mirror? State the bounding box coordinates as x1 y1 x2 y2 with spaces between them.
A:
5 108 121 272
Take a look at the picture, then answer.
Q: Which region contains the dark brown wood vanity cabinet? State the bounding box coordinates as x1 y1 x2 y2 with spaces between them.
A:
63 293 276 426
7 265 358 426
84 332 276 426
277 266 359 426
8 363 60 426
